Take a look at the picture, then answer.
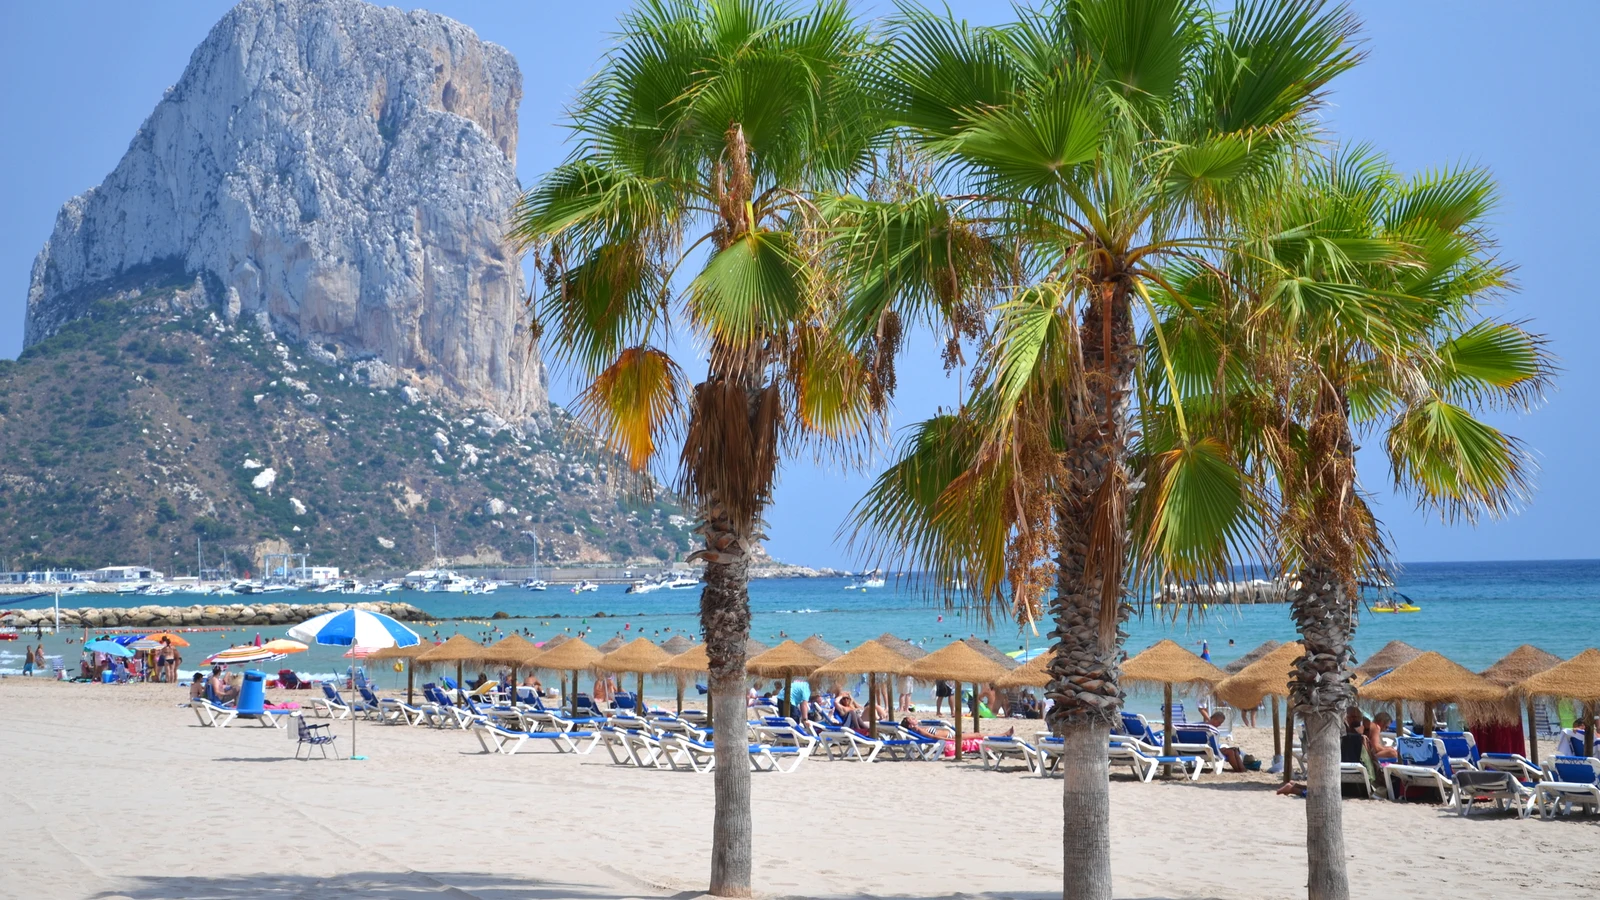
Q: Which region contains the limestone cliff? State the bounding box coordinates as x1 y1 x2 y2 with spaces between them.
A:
24 0 544 419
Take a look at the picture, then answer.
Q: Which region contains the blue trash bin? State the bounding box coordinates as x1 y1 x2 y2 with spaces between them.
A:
237 670 266 713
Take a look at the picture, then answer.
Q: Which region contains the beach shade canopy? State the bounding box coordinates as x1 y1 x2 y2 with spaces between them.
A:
1121 639 1226 690
876 633 928 660
746 640 827 678
1214 642 1303 710
905 640 1012 684
1515 648 1600 701
811 640 912 678
658 644 713 674
660 635 696 655
368 642 434 661
261 639 308 655
746 638 771 657
481 634 544 667
1223 640 1284 675
996 651 1053 689
800 634 844 663
287 608 420 649
1358 651 1509 714
1480 645 1563 687
540 633 572 650
1354 640 1423 679
961 637 1020 671
531 637 602 672
416 634 491 667
143 632 190 648
597 637 672 674
595 636 627 654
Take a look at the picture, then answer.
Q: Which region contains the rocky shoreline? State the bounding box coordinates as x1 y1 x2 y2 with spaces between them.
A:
1 600 434 630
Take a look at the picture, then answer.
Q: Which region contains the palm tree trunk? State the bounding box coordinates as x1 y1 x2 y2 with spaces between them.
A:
701 516 753 898
1288 563 1356 900
1045 280 1134 900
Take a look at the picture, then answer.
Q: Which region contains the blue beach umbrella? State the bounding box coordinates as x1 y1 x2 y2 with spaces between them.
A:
287 609 419 760
83 640 134 658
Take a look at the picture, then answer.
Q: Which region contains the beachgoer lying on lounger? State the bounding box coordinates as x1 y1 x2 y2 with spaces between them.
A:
898 718 942 740
1206 712 1248 772
208 666 236 703
835 694 869 734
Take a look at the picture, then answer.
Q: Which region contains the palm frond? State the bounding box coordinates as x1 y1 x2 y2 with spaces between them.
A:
574 346 687 471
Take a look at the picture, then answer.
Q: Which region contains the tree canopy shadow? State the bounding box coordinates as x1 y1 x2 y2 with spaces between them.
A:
91 870 668 900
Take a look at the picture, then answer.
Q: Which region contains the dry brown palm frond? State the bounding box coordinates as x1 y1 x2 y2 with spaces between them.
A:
679 379 784 548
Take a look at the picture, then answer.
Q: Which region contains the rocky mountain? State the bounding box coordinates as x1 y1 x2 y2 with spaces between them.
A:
25 0 542 419
0 292 691 575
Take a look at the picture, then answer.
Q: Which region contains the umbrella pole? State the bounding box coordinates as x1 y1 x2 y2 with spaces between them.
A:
637 672 645 713
868 672 878 739
1586 702 1595 760
954 682 963 761
1282 703 1294 785
1423 701 1436 738
1525 698 1539 765
457 662 464 701
406 662 414 707
784 674 793 721
1270 696 1282 761
676 678 684 716
1162 683 1174 779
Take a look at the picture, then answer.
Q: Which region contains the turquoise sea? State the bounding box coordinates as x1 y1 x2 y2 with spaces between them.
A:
4 560 1595 710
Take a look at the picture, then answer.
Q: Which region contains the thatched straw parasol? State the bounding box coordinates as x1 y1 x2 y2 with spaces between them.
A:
995 651 1052 690
1215 641 1302 772
661 635 696 655
747 640 826 721
812 639 912 737
962 637 1020 670
876 633 928 660
596 635 627 654
597 637 672 712
1517 648 1600 758
530 638 602 715
416 634 491 696
1223 639 1284 675
1354 640 1422 679
369 640 435 705
1360 651 1510 736
1481 645 1562 763
540 633 572 650
481 634 544 702
800 634 843 662
1122 640 1226 765
906 641 1011 760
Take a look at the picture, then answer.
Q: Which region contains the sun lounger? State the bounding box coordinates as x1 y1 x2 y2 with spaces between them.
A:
813 724 883 762
1553 728 1590 758
1036 733 1065 776
1434 730 1481 771
470 719 598 755
191 698 238 728
289 713 340 759
750 744 806 773
1116 712 1164 748
1384 736 1457 803
748 721 818 755
1450 770 1535 817
1109 737 1202 782
596 726 663 766
980 735 1040 773
424 685 475 729
1532 756 1600 817
311 683 354 719
660 733 719 772
1170 725 1228 776
874 722 943 761
1478 752 1543 782
1339 733 1374 798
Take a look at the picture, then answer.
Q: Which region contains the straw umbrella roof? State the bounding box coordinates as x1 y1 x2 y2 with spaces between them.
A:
597 637 672 674
1223 640 1284 675
660 634 696 655
1122 639 1226 690
745 638 770 656
531 637 602 672
811 640 912 678
746 640 826 678
962 637 1020 670
481 634 544 666
876 633 928 660
595 635 627 654
540 633 572 650
1215 642 1303 709
1354 640 1422 679
1516 648 1600 701
1358 651 1508 705
1480 645 1563 687
996 651 1053 689
906 640 1012 684
415 634 490 669
368 641 435 661
800 634 843 662
658 644 712 674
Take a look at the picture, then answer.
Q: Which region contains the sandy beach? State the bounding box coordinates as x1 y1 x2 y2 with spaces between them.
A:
0 679 1593 900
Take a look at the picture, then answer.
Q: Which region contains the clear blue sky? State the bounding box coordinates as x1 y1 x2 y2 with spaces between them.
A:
1 1 1595 569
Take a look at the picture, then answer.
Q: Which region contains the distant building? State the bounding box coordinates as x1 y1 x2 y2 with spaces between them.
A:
291 566 340 585
92 566 163 582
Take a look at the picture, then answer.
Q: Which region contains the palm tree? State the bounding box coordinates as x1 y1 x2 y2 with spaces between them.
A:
508 3 879 895
840 3 1359 897
1150 151 1550 900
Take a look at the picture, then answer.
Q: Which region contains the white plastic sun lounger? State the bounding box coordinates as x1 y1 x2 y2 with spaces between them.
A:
980 735 1041 773
1108 738 1202 782
470 720 598 755
1450 770 1535 818
1532 756 1600 817
813 725 883 762
191 698 237 728
1384 737 1457 804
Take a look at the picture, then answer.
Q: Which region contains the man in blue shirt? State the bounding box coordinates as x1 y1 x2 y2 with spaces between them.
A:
788 678 812 722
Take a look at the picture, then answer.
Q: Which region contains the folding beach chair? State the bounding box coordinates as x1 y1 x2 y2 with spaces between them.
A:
289 713 340 759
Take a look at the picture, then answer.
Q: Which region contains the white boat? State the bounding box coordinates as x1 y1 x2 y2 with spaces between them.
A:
664 572 701 590
424 574 472 593
571 580 599 594
468 580 499 594
626 577 666 594
522 578 549 591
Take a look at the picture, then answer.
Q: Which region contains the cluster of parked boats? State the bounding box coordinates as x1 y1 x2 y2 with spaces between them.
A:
624 572 703 594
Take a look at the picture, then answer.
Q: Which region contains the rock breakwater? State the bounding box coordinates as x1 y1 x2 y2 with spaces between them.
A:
3 600 433 630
